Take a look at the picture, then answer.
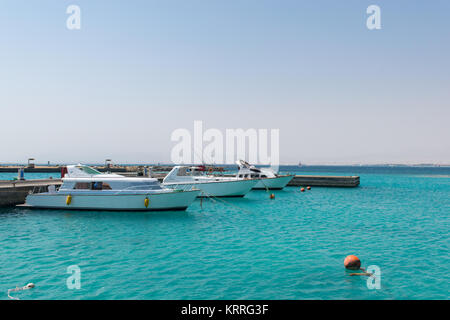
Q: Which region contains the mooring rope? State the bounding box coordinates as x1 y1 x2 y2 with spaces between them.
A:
7 283 35 300
259 179 270 193
199 190 253 215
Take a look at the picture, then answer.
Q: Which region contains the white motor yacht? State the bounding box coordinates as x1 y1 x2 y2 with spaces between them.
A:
21 164 200 211
236 160 294 190
162 166 258 197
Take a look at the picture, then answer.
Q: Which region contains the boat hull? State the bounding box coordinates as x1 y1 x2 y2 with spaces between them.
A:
163 179 258 197
23 190 200 211
252 175 294 190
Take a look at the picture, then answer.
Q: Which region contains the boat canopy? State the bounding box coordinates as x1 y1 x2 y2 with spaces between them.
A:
66 164 101 177
236 160 280 178
236 160 261 173
65 164 123 178
163 166 208 183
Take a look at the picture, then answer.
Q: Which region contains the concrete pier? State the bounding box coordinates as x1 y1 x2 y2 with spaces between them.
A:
0 165 129 173
0 166 61 173
288 175 360 187
0 179 62 207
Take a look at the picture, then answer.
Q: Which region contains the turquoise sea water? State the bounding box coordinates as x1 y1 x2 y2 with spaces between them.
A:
1 166 449 300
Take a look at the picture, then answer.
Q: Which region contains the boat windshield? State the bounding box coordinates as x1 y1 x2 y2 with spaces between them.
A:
76 166 102 175
176 167 204 176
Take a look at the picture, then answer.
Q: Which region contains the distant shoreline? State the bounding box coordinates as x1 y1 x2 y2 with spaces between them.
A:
0 163 449 167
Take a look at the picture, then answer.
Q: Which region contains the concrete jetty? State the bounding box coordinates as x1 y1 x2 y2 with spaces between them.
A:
0 166 62 173
0 165 129 173
0 179 62 207
288 175 360 187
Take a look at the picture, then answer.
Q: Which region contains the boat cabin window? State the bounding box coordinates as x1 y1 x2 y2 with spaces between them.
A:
261 175 267 178
191 170 203 176
91 182 112 190
73 182 112 190
91 182 103 190
74 182 90 190
177 167 188 176
101 183 112 190
177 167 204 176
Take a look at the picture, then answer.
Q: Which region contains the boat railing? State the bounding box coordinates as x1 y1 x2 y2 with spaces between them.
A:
109 184 164 195
110 184 198 194
163 184 198 192
30 184 60 195
30 185 46 194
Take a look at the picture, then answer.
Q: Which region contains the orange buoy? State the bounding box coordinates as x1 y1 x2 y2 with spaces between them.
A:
270 193 275 199
344 255 361 270
307 186 311 190
300 188 305 192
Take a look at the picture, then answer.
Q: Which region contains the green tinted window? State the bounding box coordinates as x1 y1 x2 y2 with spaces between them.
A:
77 166 101 175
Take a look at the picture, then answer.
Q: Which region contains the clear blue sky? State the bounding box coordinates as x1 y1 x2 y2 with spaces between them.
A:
0 1 449 164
